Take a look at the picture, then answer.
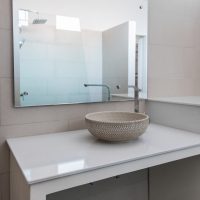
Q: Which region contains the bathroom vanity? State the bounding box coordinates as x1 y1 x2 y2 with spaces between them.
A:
7 124 200 200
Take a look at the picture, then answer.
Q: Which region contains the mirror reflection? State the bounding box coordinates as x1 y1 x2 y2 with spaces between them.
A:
13 0 148 107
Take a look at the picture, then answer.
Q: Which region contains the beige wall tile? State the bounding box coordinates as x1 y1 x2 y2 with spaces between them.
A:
0 29 13 78
0 142 9 174
87 102 120 113
148 45 184 79
0 121 70 142
148 77 198 98
68 118 86 131
148 0 200 99
113 101 135 112
0 0 12 30
0 120 70 174
0 173 10 200
149 0 185 17
149 11 196 47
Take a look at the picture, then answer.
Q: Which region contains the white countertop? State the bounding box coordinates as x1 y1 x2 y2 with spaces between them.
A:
7 124 200 185
112 94 135 99
149 96 200 106
111 94 146 99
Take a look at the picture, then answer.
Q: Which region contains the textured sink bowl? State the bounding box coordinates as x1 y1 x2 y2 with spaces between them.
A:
85 111 149 142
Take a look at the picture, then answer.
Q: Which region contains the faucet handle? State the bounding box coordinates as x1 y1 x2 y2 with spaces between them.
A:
136 88 142 92
20 91 29 101
128 85 142 92
116 85 121 90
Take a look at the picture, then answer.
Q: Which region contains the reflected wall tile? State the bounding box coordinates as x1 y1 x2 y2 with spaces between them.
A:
82 30 102 47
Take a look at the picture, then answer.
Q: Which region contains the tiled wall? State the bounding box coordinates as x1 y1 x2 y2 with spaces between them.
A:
0 0 146 199
147 0 200 200
148 0 200 98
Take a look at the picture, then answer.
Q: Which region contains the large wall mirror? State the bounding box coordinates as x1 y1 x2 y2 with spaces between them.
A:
13 0 148 107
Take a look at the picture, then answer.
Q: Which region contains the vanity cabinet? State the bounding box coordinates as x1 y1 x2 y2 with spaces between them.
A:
47 170 148 200
8 124 200 200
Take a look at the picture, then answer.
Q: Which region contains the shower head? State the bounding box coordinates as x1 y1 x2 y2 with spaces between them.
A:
32 18 47 25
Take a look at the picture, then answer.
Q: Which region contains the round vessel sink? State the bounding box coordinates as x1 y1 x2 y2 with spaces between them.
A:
85 111 149 142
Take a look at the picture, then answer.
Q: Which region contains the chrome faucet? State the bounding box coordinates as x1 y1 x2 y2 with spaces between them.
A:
128 85 142 92
128 85 142 113
84 84 111 101
133 41 141 113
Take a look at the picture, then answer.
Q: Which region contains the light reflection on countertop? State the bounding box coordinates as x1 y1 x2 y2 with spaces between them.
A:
24 159 86 182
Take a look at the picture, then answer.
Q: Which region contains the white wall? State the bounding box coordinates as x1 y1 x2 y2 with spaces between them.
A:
102 22 129 96
102 21 136 97
148 0 200 98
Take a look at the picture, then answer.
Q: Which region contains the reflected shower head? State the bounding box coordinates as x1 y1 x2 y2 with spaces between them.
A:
19 39 26 49
20 9 48 24
32 19 47 24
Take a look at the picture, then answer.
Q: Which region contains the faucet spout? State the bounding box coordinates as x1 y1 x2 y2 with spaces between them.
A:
84 84 111 101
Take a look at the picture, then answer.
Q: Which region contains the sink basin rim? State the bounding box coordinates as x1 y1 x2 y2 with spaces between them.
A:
85 111 149 124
